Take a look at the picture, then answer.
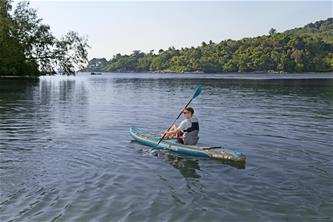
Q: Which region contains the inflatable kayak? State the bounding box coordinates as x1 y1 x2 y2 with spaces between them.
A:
129 128 246 162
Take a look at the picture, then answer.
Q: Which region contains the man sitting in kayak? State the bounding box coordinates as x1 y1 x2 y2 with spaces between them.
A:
163 107 199 145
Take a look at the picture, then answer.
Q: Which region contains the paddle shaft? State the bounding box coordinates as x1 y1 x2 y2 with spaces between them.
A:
157 99 193 145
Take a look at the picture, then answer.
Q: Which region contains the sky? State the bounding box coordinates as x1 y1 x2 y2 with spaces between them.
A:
23 1 333 59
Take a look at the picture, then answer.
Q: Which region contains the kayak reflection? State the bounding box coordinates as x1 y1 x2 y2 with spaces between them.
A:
153 151 201 179
152 149 246 178
131 140 245 179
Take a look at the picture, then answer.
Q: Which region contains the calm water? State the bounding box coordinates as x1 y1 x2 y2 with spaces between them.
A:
0 73 332 221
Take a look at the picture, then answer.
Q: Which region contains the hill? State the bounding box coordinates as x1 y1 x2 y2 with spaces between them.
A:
85 18 333 73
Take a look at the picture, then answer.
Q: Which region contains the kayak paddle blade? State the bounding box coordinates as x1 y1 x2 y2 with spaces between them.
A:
192 85 202 100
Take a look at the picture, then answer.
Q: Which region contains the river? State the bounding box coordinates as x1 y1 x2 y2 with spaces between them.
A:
0 73 332 221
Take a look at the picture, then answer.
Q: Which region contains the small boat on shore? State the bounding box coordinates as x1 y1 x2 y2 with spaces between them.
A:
91 72 102 75
129 128 246 162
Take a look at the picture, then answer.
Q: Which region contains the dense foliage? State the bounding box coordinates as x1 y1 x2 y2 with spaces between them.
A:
86 18 333 73
0 0 89 76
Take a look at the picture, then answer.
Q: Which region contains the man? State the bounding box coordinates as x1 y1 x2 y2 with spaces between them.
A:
163 107 199 145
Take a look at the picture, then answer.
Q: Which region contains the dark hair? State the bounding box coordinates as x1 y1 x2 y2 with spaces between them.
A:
185 107 194 115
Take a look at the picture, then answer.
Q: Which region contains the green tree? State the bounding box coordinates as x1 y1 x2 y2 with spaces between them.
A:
269 28 277 36
0 0 89 76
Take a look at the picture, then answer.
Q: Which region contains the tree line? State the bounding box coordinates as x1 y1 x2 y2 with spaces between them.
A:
85 18 333 73
0 0 89 76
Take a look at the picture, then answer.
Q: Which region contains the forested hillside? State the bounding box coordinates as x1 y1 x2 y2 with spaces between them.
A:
86 18 333 73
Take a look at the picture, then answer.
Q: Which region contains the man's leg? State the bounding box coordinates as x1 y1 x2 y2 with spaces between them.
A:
176 131 184 144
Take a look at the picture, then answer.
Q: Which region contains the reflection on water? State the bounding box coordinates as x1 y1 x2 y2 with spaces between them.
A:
0 73 332 221
154 150 202 179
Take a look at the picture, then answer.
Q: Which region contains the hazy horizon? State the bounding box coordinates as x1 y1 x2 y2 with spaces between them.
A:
26 1 332 59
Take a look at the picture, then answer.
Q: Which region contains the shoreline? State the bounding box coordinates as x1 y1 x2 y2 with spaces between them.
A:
80 70 333 75
0 76 40 79
1 72 333 79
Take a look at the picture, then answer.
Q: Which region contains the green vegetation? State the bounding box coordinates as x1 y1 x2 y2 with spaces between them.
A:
0 0 89 76
86 18 333 73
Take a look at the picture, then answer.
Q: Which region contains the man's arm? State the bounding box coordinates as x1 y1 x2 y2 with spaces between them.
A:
165 119 189 137
165 127 180 137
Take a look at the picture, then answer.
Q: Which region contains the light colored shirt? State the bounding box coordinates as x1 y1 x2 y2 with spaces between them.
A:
178 119 191 132
177 115 199 145
178 115 199 132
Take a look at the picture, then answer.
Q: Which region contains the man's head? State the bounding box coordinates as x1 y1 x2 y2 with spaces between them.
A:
183 107 194 119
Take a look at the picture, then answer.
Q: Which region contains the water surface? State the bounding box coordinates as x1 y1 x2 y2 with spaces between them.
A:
1 73 332 221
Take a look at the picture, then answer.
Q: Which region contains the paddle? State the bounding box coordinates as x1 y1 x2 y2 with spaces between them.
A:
156 85 202 146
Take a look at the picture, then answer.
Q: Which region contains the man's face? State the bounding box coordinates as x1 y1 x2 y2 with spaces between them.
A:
183 110 192 119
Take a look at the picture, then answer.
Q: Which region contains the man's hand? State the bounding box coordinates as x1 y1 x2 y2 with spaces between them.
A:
161 131 169 137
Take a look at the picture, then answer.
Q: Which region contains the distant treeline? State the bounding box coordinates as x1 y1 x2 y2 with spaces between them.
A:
85 18 333 73
0 0 89 76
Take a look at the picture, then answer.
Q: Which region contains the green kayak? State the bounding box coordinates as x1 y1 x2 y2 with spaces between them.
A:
129 128 246 162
